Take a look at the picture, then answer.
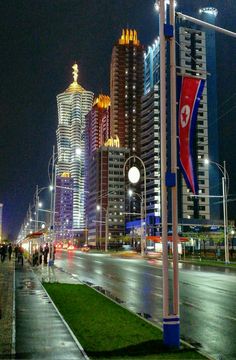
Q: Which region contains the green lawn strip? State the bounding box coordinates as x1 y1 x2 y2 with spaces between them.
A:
180 259 236 269
43 283 206 359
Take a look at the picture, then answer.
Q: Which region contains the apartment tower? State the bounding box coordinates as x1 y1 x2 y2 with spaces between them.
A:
110 29 144 157
56 64 94 230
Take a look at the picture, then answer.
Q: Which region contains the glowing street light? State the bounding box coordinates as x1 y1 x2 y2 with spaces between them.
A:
123 155 146 256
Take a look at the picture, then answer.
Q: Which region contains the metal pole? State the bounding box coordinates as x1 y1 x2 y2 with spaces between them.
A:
49 146 55 263
105 208 108 252
123 155 147 254
170 0 180 345
176 12 236 39
222 176 227 263
160 0 169 327
52 165 57 244
35 185 39 232
223 161 229 263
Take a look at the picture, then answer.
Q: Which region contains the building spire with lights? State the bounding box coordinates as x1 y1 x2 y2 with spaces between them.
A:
66 62 85 93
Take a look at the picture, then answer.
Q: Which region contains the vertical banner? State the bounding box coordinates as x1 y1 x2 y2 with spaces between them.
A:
177 76 205 194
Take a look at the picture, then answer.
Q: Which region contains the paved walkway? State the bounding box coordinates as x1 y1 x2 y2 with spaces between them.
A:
15 261 87 359
0 257 14 357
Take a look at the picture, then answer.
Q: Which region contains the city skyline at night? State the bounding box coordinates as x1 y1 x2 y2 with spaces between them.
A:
0 0 235 239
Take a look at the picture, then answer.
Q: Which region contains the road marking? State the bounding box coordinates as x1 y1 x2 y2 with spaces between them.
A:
222 315 236 322
154 292 163 298
77 264 85 268
94 260 103 264
182 301 202 310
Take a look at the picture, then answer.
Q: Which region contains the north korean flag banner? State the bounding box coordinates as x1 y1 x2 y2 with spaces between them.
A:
177 76 205 195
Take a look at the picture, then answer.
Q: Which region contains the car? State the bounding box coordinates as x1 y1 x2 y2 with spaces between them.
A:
79 245 90 252
67 244 75 250
62 243 68 249
55 243 63 249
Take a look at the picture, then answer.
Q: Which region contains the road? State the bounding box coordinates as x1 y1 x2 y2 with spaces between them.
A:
55 250 236 360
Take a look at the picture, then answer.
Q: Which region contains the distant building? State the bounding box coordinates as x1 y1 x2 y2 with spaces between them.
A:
56 63 94 230
0 203 3 242
86 142 129 247
54 172 73 242
110 29 144 157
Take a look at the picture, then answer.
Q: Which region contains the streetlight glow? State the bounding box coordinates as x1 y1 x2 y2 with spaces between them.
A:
128 166 140 184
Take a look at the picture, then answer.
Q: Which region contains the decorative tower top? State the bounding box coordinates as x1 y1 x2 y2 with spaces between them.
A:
118 29 140 46
93 94 111 109
72 63 79 83
66 63 85 93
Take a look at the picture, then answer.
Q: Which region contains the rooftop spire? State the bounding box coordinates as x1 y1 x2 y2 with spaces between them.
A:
72 63 78 83
65 62 85 93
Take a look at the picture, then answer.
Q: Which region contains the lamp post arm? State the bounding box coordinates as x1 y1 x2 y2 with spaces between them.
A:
176 12 236 39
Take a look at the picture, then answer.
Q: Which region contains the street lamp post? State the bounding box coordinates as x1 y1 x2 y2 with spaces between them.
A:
96 205 108 252
157 0 180 347
128 190 145 254
205 159 230 263
123 155 146 256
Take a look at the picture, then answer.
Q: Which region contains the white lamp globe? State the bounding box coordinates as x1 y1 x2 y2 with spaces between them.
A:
128 166 140 184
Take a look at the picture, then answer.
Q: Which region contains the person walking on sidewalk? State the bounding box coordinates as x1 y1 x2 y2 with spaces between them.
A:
18 245 24 266
43 243 49 265
8 243 13 260
0 244 7 262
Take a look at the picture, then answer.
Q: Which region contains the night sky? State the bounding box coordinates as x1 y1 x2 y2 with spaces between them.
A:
0 0 235 239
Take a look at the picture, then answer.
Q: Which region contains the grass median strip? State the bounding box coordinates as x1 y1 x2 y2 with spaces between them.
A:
43 283 206 359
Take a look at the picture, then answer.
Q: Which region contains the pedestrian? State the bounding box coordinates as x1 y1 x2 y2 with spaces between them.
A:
39 245 43 264
0 244 7 262
8 243 13 261
43 243 49 264
18 245 24 266
32 249 39 266
14 244 19 259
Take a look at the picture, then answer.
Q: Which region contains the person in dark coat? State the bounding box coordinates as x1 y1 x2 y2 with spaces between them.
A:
0 244 7 262
43 243 49 264
8 244 13 260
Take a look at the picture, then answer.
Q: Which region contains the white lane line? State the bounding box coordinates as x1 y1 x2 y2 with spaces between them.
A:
222 315 236 322
153 292 163 298
94 260 103 264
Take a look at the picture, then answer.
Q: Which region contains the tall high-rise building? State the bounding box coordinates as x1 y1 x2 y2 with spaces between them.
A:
110 29 144 157
177 26 210 221
56 64 94 230
85 94 111 158
86 141 129 246
141 39 161 233
54 173 73 242
142 26 211 232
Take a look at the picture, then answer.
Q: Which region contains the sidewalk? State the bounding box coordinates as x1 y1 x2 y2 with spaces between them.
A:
15 261 87 359
0 257 14 357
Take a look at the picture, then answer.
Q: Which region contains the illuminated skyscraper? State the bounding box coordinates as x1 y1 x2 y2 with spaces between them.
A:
54 173 73 241
142 25 211 233
110 29 144 156
85 94 111 158
56 64 94 230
